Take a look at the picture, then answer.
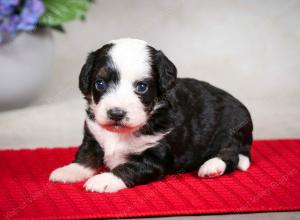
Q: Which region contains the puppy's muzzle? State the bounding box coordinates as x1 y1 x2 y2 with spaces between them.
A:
107 108 127 121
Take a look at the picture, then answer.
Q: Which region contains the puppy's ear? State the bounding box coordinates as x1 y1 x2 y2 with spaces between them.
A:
153 50 177 95
79 52 96 95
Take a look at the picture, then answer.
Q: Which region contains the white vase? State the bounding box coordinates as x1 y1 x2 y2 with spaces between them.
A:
0 29 54 110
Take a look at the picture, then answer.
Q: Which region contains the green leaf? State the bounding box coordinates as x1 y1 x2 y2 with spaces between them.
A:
39 0 91 27
51 25 66 33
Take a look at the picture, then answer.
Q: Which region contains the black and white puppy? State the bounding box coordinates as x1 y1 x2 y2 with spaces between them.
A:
50 38 253 193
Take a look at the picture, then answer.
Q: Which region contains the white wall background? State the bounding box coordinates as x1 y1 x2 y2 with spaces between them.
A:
1 0 300 148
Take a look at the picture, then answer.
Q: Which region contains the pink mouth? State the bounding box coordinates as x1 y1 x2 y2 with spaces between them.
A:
100 123 139 134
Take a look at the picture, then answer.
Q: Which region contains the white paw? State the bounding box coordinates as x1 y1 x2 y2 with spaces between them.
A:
49 163 95 183
237 154 250 171
198 157 226 178
84 172 127 193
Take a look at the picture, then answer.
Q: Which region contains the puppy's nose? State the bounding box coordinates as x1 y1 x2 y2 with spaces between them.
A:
107 108 126 121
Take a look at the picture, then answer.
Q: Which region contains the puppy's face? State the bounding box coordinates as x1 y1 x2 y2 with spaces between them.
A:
79 39 177 133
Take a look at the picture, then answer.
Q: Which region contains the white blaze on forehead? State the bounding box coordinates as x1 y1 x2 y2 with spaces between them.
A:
108 38 151 81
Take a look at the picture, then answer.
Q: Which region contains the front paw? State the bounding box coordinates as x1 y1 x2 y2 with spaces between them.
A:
49 163 95 183
84 172 127 193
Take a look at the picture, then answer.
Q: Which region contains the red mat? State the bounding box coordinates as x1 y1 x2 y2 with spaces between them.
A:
0 139 300 219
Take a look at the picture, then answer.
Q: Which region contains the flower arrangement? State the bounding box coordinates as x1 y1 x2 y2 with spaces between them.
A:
0 0 92 44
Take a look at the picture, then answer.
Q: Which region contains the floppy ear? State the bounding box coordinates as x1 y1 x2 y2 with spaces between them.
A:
153 50 177 95
79 52 96 95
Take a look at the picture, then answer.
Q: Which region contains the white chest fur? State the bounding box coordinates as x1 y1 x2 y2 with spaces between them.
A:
86 119 166 169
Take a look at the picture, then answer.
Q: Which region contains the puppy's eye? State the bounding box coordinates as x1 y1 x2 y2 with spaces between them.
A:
135 82 148 94
95 79 107 91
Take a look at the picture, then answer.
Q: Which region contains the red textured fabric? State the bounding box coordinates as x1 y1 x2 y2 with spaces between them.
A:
0 139 300 219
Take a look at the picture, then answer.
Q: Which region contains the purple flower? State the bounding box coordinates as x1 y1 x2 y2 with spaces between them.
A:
0 0 45 43
17 0 45 31
0 0 19 16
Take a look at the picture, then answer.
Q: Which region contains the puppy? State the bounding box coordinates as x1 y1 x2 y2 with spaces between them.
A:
50 38 253 193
